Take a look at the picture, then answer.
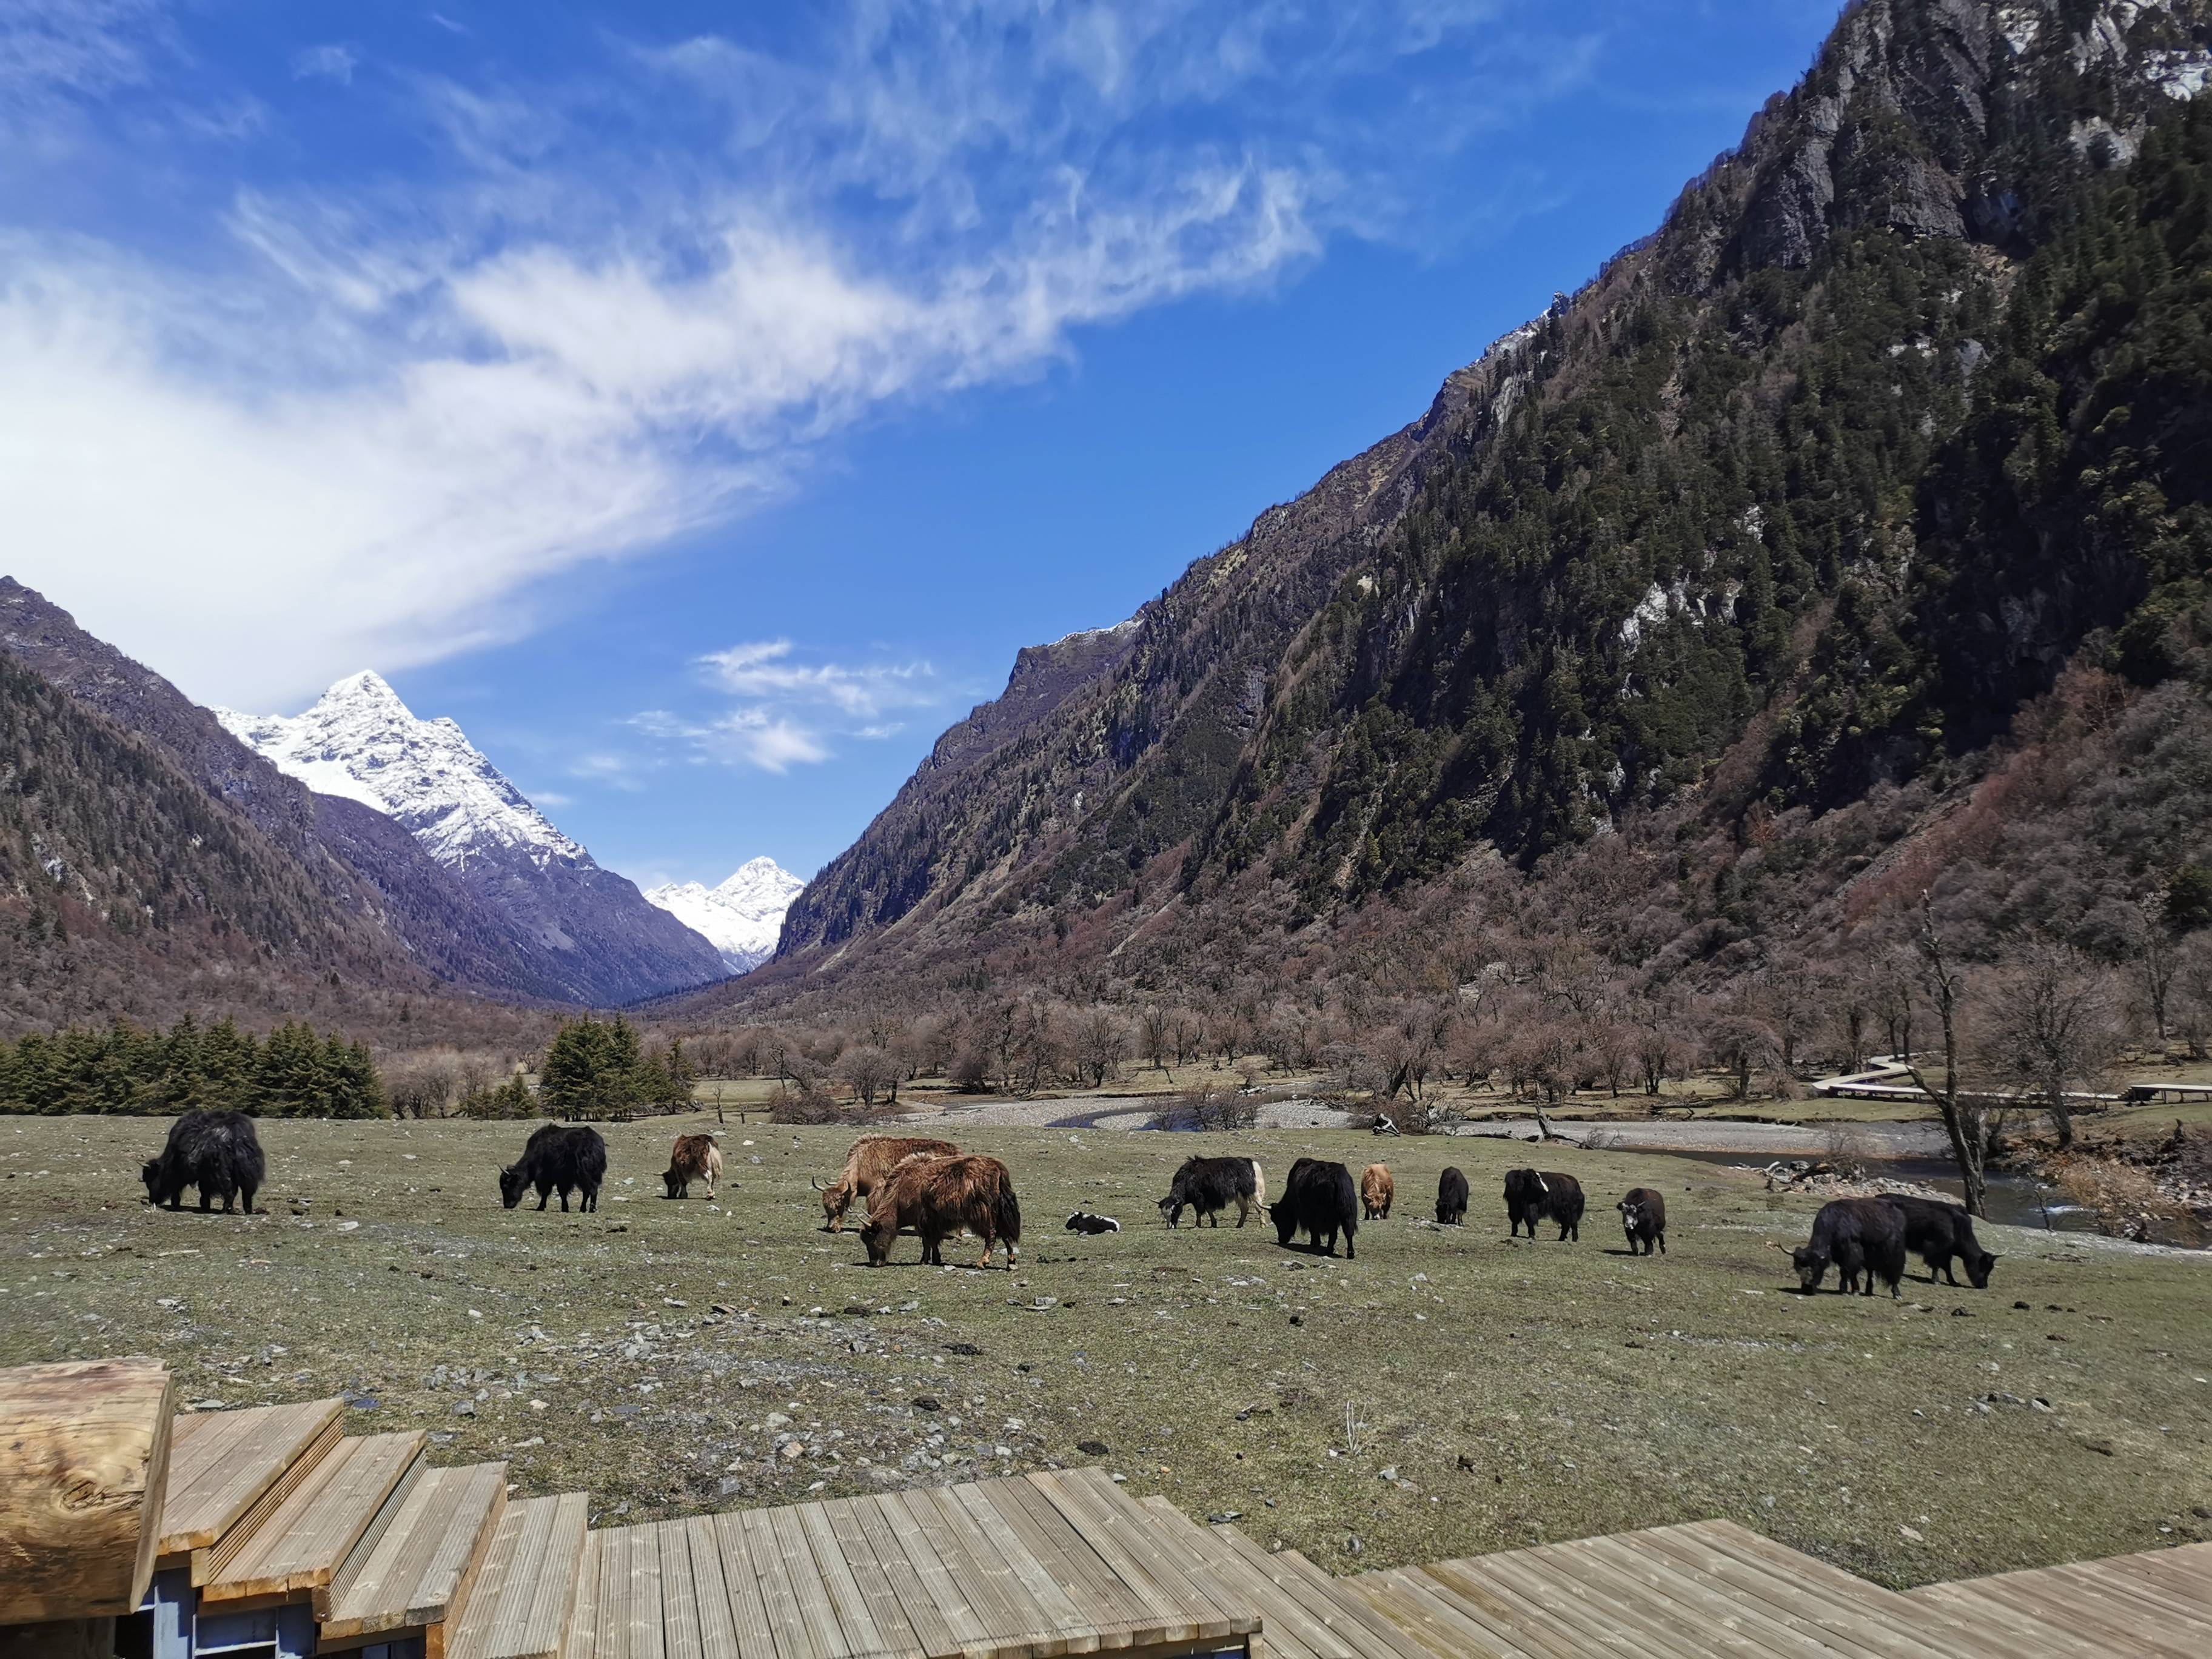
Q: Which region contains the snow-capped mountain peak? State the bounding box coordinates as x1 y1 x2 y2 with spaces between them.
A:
216 671 583 871
644 857 805 974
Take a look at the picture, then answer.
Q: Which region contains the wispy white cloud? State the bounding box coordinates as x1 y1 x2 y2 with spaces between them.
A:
700 640 935 720
290 43 360 84
0 0 1603 706
626 642 940 773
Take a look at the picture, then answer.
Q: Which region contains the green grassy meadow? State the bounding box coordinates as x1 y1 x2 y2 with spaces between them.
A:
3 1112 2208 1589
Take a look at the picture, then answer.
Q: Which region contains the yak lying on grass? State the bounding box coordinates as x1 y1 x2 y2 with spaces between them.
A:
861 1153 1021 1269
1617 1187 1667 1256
1504 1168 1583 1241
142 1110 264 1215
1436 1167 1469 1226
1786 1198 1906 1298
1360 1163 1394 1221
1158 1156 1265 1228
662 1132 722 1199
1064 1210 1121 1235
1882 1195 1996 1288
500 1124 607 1213
1272 1157 1358 1259
815 1134 958 1231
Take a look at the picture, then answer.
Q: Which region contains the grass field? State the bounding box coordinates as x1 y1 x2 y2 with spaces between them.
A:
4 1112 2208 1591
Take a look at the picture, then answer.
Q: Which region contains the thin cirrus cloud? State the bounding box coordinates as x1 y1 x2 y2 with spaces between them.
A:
0 1 1600 709
631 640 942 774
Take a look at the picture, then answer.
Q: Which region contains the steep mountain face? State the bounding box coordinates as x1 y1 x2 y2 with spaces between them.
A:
221 673 727 1002
645 859 808 974
765 0 2212 990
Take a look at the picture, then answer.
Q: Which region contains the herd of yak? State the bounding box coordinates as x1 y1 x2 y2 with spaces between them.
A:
132 1113 1997 1295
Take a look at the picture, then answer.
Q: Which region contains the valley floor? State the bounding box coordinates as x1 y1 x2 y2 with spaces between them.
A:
2 1113 2208 1590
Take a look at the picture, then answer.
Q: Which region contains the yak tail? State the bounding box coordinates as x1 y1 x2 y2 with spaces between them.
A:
993 1184 1023 1246
1533 1172 1549 1195
1249 1160 1267 1211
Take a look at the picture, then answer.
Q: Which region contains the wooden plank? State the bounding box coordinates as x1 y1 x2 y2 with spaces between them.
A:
823 1498 954 1659
593 1526 633 1659
202 1432 426 1602
2015 1561 2212 1649
710 1510 788 1659
318 1455 429 1619
1908 1585 2108 1659
1921 1574 2193 1657
0 1356 175 1620
794 1501 902 1659
159 1398 343 1558
628 1523 668 1659
851 1491 997 1659
1665 1525 2037 1659
976 1479 1156 1636
1341 1569 1539 1659
767 1501 856 1659
683 1516 745 1659
1549 1537 1821 1659
950 1486 1093 1650
324 1462 509 1641
565 1530 603 1659
898 1489 1051 1657
447 1492 592 1659
192 1412 346 1585
1025 1472 1221 1644
657 1521 705 1659
1419 1558 1626 1659
740 1505 831 1659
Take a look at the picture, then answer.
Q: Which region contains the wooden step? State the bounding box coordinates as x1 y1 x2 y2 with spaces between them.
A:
318 1463 509 1646
443 1492 591 1659
156 1397 344 1580
198 1432 426 1604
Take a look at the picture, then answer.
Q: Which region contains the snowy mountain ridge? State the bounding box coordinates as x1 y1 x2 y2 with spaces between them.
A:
216 671 583 872
645 857 806 974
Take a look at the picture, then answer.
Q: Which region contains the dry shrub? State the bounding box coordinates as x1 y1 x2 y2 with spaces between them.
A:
2051 1156 2204 1245
1148 1084 1258 1131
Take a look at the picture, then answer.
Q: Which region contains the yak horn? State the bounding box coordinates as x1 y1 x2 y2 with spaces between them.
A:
811 1177 829 1191
1764 1240 1790 1254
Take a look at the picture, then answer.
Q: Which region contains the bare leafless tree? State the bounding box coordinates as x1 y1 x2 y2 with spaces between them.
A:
1983 939 2121 1150
1905 894 1991 1218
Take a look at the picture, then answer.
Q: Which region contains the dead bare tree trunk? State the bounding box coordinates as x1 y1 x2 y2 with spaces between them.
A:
1906 895 1988 1218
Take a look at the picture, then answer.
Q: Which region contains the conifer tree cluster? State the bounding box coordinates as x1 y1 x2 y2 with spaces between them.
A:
533 1016 694 1121
0 1014 385 1117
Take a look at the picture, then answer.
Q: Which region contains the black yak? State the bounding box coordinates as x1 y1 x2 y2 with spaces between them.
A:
1504 1168 1583 1241
814 1134 959 1231
1271 1158 1358 1259
1880 1195 1996 1288
142 1110 264 1215
1436 1167 1469 1226
1158 1156 1265 1228
662 1133 722 1199
861 1154 1021 1269
1064 1210 1121 1235
1617 1188 1667 1255
1786 1198 1906 1298
1360 1164 1395 1221
499 1124 607 1213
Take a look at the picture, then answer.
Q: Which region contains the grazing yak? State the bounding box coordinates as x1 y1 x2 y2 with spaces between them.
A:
1504 1168 1584 1241
142 1110 264 1215
499 1124 607 1213
662 1133 722 1200
1271 1157 1358 1259
1158 1156 1266 1228
1785 1198 1906 1297
815 1134 959 1231
861 1153 1022 1269
1436 1167 1470 1226
1881 1195 1996 1288
1617 1188 1667 1255
1064 1210 1121 1235
1360 1163 1395 1221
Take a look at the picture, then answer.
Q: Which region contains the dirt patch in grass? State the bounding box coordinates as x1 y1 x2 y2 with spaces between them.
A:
2 1113 2208 1587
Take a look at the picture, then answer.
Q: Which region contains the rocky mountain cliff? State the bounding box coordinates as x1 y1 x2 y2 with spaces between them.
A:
221 672 728 1003
760 0 2212 992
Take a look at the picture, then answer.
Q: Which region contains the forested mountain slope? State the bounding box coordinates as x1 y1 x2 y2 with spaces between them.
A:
752 0 2212 1006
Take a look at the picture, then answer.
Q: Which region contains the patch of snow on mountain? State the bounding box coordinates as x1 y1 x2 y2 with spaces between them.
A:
644 857 806 973
216 671 584 871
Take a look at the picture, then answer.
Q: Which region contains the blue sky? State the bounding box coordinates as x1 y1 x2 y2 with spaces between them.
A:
1 1 1842 887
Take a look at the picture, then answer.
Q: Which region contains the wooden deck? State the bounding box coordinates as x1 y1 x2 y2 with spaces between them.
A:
8 1365 2212 1659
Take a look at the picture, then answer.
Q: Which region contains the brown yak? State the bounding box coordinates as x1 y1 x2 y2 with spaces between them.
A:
860 1153 1022 1270
662 1133 722 1199
1360 1162 1395 1221
813 1134 959 1230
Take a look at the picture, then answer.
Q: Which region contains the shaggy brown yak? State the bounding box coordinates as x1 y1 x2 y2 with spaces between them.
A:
1361 1162 1395 1221
860 1153 1022 1270
813 1134 958 1230
662 1133 722 1199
